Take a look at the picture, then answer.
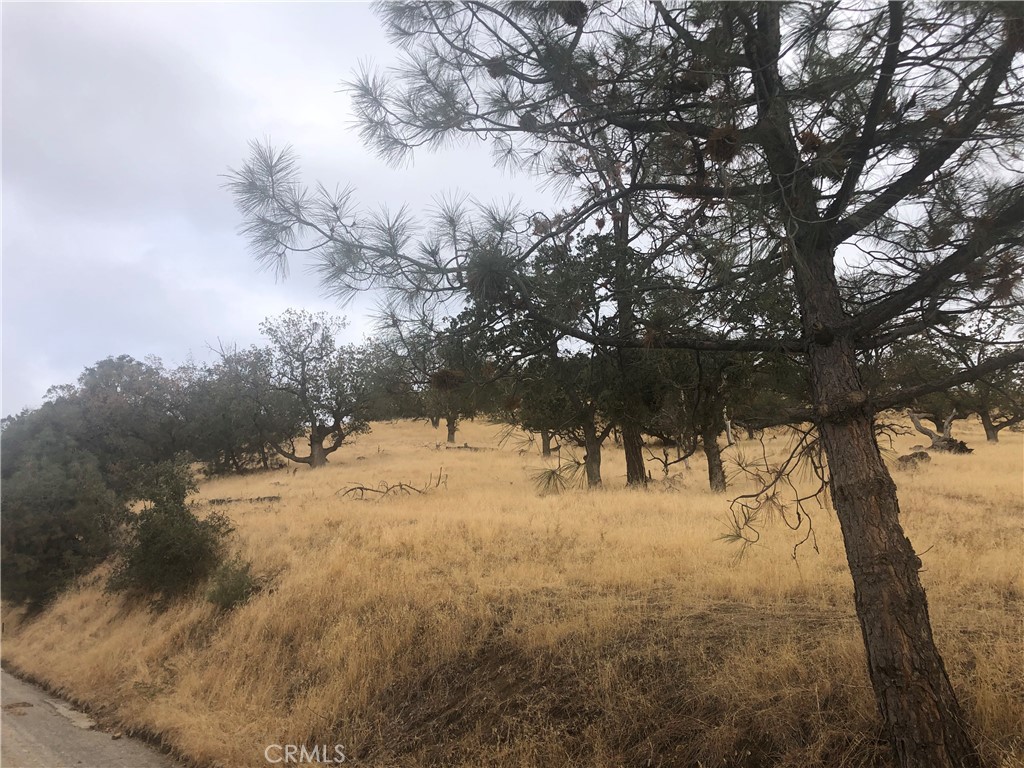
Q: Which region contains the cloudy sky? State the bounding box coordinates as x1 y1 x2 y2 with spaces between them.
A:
2 2 553 416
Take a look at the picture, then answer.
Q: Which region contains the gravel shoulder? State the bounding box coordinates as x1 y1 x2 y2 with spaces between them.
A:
1 670 183 768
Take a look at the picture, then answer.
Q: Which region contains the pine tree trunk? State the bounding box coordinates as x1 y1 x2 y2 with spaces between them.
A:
804 300 982 767
701 424 726 492
733 5 979 757
582 420 603 488
622 422 647 486
979 411 999 443
745 3 983 753
540 429 553 457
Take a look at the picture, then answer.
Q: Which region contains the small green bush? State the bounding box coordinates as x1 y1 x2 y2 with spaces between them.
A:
110 506 232 601
206 556 261 611
109 459 232 602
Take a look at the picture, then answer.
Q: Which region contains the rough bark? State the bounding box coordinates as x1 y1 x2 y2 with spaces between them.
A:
582 419 603 488
308 440 329 468
979 411 999 443
446 415 458 444
811 340 981 768
540 429 553 457
794 225 981 764
701 424 726 493
622 422 647 486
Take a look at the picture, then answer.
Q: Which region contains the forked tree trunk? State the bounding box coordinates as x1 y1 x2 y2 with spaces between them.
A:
909 411 956 441
622 422 647 486
909 412 972 454
701 424 726 493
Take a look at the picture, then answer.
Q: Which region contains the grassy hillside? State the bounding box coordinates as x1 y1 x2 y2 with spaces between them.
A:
3 419 1021 768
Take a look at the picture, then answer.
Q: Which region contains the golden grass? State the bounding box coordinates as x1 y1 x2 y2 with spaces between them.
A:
3 418 1022 767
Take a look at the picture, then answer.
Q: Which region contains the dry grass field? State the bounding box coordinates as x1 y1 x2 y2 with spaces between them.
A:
3 418 1022 768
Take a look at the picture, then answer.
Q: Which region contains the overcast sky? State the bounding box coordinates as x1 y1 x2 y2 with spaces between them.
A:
2 2 553 416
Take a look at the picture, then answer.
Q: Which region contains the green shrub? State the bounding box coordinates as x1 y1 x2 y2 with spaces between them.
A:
109 459 232 602
110 505 232 601
206 556 261 611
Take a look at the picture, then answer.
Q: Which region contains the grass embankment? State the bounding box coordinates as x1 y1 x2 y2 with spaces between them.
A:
3 419 1022 767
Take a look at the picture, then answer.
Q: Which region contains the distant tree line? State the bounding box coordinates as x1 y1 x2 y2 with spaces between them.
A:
6 300 1019 612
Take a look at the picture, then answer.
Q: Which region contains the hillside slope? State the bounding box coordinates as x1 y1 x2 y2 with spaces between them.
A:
3 419 1021 767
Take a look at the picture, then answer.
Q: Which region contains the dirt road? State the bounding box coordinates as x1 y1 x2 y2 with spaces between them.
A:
1 670 183 768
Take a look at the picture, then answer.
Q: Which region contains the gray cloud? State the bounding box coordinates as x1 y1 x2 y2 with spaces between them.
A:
2 3 553 415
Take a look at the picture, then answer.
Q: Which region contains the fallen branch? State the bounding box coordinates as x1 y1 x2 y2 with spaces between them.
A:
338 482 424 500
337 468 448 501
206 496 281 506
